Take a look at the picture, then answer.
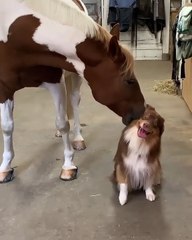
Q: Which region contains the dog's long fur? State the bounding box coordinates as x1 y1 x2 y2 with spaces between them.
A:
112 105 165 205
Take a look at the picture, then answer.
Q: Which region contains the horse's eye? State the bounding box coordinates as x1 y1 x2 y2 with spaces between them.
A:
124 79 135 85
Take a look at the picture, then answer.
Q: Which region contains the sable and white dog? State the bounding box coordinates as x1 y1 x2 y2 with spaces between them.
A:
112 105 165 205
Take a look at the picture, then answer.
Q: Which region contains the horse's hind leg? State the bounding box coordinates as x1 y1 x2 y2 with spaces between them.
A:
42 82 77 181
0 100 15 183
56 72 86 150
66 73 86 150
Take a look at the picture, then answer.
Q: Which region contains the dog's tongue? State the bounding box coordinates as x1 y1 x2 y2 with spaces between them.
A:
138 128 148 138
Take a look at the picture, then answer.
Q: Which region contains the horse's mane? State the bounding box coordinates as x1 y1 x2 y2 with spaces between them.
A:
22 0 98 37
120 45 134 76
22 0 134 76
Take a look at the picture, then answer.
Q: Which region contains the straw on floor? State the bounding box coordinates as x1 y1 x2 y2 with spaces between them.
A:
153 79 178 95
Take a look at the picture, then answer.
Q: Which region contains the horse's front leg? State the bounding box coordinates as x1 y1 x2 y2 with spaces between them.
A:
0 100 15 183
42 82 77 181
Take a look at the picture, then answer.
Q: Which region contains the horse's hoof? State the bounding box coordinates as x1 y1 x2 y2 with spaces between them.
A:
0 169 14 183
60 167 78 181
72 141 86 151
55 130 62 138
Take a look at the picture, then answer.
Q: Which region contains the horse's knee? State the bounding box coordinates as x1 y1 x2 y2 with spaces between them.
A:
56 120 70 134
1 120 14 134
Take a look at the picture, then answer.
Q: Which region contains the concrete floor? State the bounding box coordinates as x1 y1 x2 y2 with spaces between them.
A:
0 61 192 240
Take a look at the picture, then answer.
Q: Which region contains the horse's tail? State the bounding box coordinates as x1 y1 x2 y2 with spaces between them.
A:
63 72 74 120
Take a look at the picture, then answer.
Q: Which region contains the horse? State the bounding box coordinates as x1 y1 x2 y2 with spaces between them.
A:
0 0 145 183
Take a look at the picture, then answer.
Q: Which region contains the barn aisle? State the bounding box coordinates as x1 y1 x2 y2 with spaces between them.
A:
0 60 192 240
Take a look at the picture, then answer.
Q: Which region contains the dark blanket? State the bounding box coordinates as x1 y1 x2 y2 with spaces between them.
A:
108 0 136 32
137 0 166 34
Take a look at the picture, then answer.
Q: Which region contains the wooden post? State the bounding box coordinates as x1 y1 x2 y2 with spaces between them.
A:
162 0 170 59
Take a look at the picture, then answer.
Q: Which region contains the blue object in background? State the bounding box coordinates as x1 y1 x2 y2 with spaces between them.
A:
109 0 136 8
108 0 136 32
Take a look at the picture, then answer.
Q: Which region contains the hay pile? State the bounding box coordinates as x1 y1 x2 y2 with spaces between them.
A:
153 79 178 95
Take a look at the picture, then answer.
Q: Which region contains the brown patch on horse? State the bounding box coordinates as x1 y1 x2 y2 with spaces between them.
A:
76 38 107 66
19 66 63 87
0 15 77 103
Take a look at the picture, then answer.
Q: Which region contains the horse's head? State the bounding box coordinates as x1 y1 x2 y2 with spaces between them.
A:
106 34 145 125
76 24 145 126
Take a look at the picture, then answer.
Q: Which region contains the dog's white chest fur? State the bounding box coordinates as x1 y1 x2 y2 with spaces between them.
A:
123 126 150 189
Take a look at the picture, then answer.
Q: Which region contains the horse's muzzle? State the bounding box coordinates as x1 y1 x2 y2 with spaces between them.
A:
122 105 145 126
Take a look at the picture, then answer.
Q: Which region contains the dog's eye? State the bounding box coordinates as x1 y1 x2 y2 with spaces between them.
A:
142 114 149 120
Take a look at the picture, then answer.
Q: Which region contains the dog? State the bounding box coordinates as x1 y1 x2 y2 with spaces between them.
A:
112 105 165 205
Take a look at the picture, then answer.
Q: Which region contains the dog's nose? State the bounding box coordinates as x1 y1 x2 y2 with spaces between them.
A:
143 122 149 128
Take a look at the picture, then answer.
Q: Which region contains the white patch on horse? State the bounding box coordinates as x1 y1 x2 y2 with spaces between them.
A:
123 126 150 189
33 20 86 77
23 0 98 77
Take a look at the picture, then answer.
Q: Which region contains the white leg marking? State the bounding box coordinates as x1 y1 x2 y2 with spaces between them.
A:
41 82 75 170
119 183 128 206
145 188 156 202
0 100 14 172
68 73 84 142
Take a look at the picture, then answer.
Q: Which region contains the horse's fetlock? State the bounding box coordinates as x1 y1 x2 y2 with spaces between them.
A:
3 151 14 161
64 148 74 156
56 120 70 133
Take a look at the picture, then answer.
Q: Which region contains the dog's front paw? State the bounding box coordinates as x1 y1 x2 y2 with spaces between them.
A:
119 192 128 205
145 188 156 202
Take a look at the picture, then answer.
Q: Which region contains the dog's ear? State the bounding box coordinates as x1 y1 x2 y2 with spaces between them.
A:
158 116 165 136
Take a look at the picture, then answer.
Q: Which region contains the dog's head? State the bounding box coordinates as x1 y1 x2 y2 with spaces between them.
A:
137 105 165 139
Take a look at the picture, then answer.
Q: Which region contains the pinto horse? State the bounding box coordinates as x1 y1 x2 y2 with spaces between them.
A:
0 0 145 183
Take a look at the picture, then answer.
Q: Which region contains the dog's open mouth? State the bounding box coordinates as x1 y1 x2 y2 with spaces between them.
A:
137 127 151 138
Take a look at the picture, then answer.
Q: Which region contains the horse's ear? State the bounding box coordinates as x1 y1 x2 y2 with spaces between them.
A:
110 23 120 40
108 36 125 63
